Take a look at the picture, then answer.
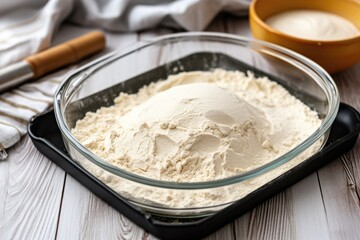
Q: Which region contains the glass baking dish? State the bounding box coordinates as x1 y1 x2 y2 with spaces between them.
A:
54 32 339 218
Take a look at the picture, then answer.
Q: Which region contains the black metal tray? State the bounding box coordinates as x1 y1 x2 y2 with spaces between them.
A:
28 103 360 240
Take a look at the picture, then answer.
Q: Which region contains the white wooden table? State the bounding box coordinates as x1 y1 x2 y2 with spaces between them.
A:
1 15 360 240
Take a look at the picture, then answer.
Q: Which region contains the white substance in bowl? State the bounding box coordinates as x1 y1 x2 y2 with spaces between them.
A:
71 69 323 211
266 10 360 41
110 83 273 182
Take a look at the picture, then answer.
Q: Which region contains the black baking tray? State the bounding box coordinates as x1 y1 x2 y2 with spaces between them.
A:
29 104 360 240
28 51 360 239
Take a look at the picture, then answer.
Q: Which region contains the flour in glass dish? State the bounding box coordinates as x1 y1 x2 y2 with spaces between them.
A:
71 69 323 211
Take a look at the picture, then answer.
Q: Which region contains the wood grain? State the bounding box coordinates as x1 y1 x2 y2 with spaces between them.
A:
205 223 235 240
318 153 360 240
246 191 295 240
0 136 65 240
316 63 360 240
290 174 331 240
233 174 331 240
56 176 152 240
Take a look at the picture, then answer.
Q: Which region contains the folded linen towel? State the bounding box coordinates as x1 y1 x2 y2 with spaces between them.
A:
0 0 250 160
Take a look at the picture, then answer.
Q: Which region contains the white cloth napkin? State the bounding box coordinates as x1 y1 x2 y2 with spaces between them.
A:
0 0 250 160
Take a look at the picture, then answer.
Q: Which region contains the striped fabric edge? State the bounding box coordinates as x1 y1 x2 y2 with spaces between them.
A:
0 81 58 160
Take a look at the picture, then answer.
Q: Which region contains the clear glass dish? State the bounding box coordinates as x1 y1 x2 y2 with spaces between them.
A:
54 32 339 218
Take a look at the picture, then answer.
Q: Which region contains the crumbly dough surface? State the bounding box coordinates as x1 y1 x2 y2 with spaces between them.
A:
71 69 322 210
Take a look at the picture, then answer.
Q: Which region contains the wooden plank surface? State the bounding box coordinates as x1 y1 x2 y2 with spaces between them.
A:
317 63 360 240
0 137 65 240
0 15 359 240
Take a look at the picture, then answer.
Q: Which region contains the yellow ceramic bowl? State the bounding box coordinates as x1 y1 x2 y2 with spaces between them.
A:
250 0 360 73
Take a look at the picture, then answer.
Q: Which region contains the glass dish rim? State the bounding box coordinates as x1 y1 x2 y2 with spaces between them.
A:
54 32 340 190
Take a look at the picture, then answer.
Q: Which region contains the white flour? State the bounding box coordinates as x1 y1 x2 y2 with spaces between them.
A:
266 10 360 41
71 69 322 212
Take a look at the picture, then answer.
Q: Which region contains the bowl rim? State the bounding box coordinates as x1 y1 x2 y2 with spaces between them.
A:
54 32 340 190
250 0 360 45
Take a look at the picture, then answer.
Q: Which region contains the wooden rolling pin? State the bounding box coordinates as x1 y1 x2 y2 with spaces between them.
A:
0 31 106 92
